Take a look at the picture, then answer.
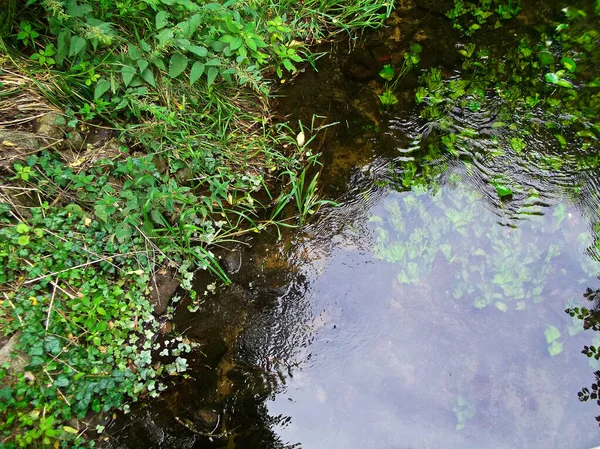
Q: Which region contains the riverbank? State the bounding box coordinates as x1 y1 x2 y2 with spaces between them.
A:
0 1 391 447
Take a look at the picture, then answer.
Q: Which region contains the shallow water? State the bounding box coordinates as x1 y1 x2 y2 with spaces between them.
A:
256 178 600 449
111 1 600 447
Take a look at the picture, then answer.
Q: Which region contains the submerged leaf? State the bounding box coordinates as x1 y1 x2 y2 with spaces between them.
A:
492 182 513 198
545 325 561 344
379 64 395 81
545 72 573 88
548 340 564 356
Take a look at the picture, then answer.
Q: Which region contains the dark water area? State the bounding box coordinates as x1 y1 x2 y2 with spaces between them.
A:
108 1 600 448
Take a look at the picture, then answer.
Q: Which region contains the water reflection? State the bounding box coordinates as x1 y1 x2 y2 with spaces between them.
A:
253 176 600 449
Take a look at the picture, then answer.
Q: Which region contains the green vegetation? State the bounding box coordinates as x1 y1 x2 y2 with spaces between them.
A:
371 0 600 424
377 43 421 108
446 0 520 35
0 0 391 446
370 183 596 311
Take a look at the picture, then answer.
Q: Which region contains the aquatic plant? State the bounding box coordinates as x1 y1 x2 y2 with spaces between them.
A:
377 44 422 108
370 185 595 312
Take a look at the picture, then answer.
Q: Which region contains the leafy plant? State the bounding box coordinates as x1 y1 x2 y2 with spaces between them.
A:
16 21 39 47
30 44 56 67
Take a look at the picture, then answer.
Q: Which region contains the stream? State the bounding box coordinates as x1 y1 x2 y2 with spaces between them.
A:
109 1 600 448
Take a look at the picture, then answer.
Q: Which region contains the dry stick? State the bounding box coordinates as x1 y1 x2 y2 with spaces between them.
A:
43 367 71 406
45 279 58 332
132 223 174 266
49 280 76 299
23 251 142 284
3 292 23 325
0 185 38 191
43 228 122 273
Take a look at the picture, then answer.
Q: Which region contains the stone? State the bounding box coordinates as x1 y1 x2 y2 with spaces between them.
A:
34 112 65 142
221 249 242 274
174 167 194 185
61 131 85 151
192 407 220 433
0 333 29 375
0 130 43 151
152 156 168 174
149 268 180 315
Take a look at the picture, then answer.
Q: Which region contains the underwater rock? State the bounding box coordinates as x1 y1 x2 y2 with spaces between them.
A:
192 407 220 433
343 50 382 82
414 0 454 13
221 248 243 274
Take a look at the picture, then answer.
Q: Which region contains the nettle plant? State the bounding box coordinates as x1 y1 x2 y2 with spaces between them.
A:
28 0 305 103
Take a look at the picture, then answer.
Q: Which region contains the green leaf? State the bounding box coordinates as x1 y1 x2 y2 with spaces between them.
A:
538 50 554 66
492 182 513 198
230 37 243 51
140 68 156 87
554 134 567 147
115 222 132 243
509 137 526 153
186 45 208 57
169 53 188 78
561 56 576 73
94 204 109 222
128 44 141 60
557 79 573 88
69 35 87 57
17 235 30 246
545 72 559 84
121 65 136 87
548 340 564 356
190 62 205 85
545 72 573 88
94 78 111 100
378 90 398 107
67 1 92 17
155 10 169 29
44 336 61 355
379 64 395 81
545 325 561 344
16 223 30 234
138 59 149 73
55 375 70 388
245 36 257 51
206 66 218 88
